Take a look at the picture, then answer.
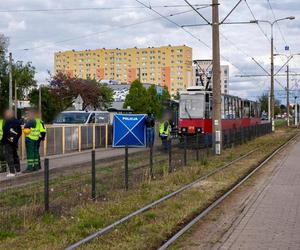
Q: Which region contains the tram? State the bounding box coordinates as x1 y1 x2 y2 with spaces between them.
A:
178 86 261 139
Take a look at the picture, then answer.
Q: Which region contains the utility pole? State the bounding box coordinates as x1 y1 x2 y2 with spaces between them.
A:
212 0 222 155
39 85 42 118
286 65 290 126
270 27 275 132
268 92 271 122
14 81 17 117
9 52 13 110
295 96 298 126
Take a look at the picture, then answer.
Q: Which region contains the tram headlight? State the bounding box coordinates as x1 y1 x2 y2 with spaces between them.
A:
196 128 202 133
182 127 187 133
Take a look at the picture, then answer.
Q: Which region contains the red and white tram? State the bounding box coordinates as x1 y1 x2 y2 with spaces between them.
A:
178 86 261 138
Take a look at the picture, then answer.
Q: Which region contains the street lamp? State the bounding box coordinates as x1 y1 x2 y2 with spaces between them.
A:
252 16 295 131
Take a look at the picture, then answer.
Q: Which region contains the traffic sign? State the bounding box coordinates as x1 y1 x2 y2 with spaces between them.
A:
112 114 146 148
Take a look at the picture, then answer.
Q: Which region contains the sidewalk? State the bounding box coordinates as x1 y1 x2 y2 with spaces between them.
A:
0 146 150 183
217 139 300 250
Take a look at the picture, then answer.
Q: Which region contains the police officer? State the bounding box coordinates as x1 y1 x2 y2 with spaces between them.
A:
0 117 8 173
159 120 171 151
23 109 46 173
2 110 22 177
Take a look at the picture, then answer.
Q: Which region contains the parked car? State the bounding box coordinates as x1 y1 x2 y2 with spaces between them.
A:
53 111 110 125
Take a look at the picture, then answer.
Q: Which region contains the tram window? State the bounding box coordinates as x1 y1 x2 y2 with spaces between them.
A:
221 96 225 119
224 96 229 119
243 101 250 118
180 94 205 119
250 102 255 117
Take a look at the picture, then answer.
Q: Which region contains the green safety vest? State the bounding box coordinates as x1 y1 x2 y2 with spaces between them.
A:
159 121 171 137
0 119 3 141
26 119 46 141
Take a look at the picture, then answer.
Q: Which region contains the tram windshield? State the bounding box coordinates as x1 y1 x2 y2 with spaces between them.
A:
180 94 205 119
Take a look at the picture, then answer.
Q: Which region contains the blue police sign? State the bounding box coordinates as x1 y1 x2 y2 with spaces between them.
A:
112 114 146 148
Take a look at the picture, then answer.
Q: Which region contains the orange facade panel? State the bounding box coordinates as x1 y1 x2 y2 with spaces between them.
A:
161 67 171 90
65 70 74 78
96 68 105 80
128 68 137 83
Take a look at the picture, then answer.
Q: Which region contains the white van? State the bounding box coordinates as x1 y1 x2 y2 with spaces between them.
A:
53 111 110 125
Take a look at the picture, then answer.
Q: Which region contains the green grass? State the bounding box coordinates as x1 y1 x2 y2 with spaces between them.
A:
0 127 297 250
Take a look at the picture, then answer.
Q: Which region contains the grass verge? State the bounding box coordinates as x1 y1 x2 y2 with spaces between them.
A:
0 128 297 250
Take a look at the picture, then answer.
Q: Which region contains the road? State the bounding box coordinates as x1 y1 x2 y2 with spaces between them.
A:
177 136 300 250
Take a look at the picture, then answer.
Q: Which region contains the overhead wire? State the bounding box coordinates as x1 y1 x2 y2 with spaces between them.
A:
266 0 289 48
0 4 211 13
14 7 204 52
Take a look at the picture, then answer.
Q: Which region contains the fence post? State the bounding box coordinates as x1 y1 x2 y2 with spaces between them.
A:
183 135 187 166
44 158 49 212
125 146 129 190
91 150 96 201
105 124 108 149
78 125 82 152
196 133 199 161
62 126 65 155
149 145 154 179
205 134 210 156
168 141 172 173
92 125 96 150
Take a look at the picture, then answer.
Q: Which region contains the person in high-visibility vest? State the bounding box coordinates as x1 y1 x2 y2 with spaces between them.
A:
36 117 46 170
23 109 46 172
0 118 8 173
159 120 171 151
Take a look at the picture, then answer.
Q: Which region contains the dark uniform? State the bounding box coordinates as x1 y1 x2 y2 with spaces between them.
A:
2 118 22 174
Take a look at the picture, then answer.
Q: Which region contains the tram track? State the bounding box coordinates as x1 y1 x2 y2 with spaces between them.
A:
158 132 299 250
65 142 269 250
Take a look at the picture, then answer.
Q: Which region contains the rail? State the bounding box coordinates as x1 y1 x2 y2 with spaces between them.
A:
158 132 299 250
19 124 111 160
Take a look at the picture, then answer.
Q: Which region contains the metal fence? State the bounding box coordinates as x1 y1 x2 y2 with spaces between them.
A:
18 124 111 159
0 123 272 238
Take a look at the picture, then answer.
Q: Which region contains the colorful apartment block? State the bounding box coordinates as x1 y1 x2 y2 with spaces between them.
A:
54 45 193 96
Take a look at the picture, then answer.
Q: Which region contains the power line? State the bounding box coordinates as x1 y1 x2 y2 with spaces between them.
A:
266 0 289 47
244 0 285 63
15 8 200 51
134 0 212 49
0 4 211 13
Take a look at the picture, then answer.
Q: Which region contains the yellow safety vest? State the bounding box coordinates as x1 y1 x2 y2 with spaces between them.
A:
159 121 171 137
36 119 46 136
0 119 3 141
26 119 45 141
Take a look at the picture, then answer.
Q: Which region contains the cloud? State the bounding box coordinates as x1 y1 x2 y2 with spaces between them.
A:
0 0 299 102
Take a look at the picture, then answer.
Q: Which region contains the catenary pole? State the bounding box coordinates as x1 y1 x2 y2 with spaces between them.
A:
212 0 222 155
287 65 290 126
9 52 13 110
39 85 42 118
270 24 275 131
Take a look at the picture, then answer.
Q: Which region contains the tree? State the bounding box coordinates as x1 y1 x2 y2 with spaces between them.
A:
49 72 113 110
123 80 148 113
174 90 180 100
29 86 62 123
259 93 268 114
0 34 37 114
258 93 281 116
146 84 160 116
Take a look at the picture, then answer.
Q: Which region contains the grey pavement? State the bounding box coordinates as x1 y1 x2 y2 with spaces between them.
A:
0 146 151 182
217 139 300 250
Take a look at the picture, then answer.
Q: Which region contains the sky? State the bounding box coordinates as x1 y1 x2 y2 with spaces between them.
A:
0 0 300 102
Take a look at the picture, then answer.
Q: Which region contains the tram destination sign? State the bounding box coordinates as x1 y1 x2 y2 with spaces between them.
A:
112 114 146 148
